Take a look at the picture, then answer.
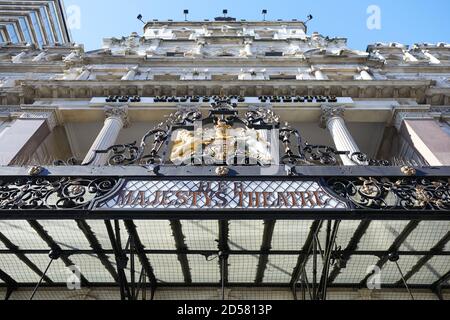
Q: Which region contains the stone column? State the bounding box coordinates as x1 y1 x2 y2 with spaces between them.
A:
82 106 129 165
320 105 362 165
394 111 450 165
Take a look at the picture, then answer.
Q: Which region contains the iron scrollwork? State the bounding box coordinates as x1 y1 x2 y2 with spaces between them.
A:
279 124 392 166
59 103 394 167
0 177 120 210
82 103 285 166
82 110 191 166
327 177 450 210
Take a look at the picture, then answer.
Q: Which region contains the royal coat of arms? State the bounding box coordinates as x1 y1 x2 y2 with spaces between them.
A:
170 119 274 165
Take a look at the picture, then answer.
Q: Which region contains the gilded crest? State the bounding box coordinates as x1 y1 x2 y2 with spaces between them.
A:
170 119 273 165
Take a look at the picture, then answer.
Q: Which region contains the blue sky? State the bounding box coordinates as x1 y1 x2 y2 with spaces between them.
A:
64 0 450 51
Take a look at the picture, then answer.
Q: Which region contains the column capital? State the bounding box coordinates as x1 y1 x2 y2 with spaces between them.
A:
320 104 345 129
104 105 130 128
18 108 58 131
393 109 433 131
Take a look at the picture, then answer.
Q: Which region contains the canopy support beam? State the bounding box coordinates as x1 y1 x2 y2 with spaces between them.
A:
397 231 450 286
317 220 340 300
290 220 323 287
327 220 371 284
123 220 158 299
0 231 53 284
431 269 450 293
170 220 192 284
0 268 17 300
28 221 90 286
255 220 276 284
76 220 120 282
218 220 230 292
359 220 420 286
105 220 132 300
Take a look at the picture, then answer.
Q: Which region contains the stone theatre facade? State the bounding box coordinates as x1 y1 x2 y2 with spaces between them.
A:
0 19 449 167
0 15 449 300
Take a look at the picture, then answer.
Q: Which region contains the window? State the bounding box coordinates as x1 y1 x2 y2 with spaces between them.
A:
211 74 238 81
49 2 64 43
166 52 184 57
327 73 356 81
217 52 234 57
154 74 181 81
19 17 33 44
30 11 44 47
39 6 55 44
95 73 123 81
270 74 296 80
6 24 19 43
265 51 283 57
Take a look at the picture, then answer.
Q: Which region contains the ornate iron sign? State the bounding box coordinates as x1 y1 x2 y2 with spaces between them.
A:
98 180 348 210
0 175 448 218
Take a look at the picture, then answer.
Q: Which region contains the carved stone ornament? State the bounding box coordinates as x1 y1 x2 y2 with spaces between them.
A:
320 105 345 129
104 105 130 128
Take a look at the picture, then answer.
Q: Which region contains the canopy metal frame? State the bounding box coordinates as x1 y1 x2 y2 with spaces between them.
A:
0 165 449 300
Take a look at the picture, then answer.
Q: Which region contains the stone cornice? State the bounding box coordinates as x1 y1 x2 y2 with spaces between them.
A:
12 79 443 108
82 55 370 66
143 20 308 28
376 65 450 72
22 79 434 87
0 63 67 73
19 79 434 99
2 79 446 107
